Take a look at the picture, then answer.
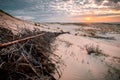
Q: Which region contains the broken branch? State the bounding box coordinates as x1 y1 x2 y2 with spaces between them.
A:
0 33 45 48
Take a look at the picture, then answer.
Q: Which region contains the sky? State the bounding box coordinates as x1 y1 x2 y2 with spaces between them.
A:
0 0 120 23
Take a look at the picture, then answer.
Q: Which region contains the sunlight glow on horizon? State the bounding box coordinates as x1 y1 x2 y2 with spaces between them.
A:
68 15 120 23
84 17 92 22
82 16 120 23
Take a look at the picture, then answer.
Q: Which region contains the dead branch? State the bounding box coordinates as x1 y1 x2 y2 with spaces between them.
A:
0 33 45 48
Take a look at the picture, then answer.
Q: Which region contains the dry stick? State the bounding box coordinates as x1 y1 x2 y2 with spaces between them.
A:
0 33 45 48
21 52 41 77
19 43 41 77
0 62 5 68
18 43 44 77
36 48 62 78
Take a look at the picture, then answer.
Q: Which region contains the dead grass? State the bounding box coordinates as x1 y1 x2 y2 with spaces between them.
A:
90 35 115 40
0 27 62 80
85 44 108 57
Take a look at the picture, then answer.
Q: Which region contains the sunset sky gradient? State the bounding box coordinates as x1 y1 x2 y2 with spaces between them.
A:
0 0 120 22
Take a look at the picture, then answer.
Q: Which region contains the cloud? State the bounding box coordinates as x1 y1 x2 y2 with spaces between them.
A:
15 16 35 20
49 0 120 16
0 0 120 22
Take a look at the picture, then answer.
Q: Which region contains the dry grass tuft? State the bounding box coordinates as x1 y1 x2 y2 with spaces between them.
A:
0 27 62 80
85 44 108 57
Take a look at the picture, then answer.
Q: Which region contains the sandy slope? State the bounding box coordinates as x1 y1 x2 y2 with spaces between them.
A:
43 23 120 80
0 10 39 34
52 34 120 80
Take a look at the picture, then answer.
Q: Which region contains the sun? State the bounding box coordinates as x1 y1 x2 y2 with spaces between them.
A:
85 17 91 21
84 17 93 23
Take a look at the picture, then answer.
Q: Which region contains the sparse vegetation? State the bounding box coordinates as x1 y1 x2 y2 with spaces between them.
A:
85 44 108 56
90 35 115 40
80 28 116 40
0 27 62 80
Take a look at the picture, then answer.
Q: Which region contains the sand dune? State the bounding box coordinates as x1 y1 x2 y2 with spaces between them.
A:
0 10 120 80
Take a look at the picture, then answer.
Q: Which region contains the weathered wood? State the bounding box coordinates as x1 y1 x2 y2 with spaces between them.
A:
0 33 45 48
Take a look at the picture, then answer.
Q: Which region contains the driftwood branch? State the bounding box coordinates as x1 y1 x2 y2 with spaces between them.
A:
0 33 45 48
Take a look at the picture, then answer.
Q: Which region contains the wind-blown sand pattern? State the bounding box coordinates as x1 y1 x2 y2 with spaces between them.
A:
42 23 120 80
